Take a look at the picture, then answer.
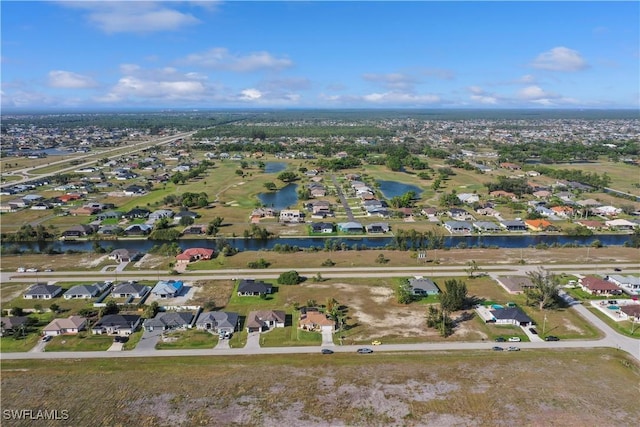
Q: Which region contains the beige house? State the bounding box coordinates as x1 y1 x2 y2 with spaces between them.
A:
42 316 87 336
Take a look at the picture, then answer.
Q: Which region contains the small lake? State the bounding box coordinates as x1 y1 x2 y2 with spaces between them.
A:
377 180 423 199
258 183 298 210
263 162 287 173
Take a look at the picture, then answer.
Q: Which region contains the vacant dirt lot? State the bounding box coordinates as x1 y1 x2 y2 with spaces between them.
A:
2 246 638 272
1 350 638 426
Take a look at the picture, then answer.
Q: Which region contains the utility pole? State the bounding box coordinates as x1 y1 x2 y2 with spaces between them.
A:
542 311 548 336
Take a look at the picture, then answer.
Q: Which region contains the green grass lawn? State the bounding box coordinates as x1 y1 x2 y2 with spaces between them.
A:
155 329 217 349
259 325 322 347
586 307 640 338
122 330 144 350
44 333 113 351
0 334 41 352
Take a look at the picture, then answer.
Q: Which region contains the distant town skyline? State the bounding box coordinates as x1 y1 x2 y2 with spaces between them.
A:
1 1 639 111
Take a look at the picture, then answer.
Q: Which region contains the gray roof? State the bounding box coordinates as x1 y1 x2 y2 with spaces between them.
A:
144 312 194 329
490 307 533 324
64 284 101 297
111 283 148 295
195 311 239 329
24 283 62 297
93 314 141 329
408 278 440 293
238 279 272 294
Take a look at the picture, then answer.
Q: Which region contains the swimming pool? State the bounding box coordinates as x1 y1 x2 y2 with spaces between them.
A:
492 304 504 309
607 305 620 310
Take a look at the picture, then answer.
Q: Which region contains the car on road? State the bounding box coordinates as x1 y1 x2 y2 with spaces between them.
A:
545 336 560 341
529 327 538 335
507 346 520 351
357 348 374 354
371 340 382 345
495 337 506 342
42 335 52 342
492 346 504 351
508 337 521 342
321 349 334 355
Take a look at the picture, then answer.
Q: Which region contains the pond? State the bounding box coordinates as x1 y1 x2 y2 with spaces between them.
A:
377 180 423 199
258 183 298 210
263 162 287 173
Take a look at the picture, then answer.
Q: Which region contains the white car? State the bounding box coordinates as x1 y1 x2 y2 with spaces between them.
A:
26 268 39 272
508 337 521 342
16 267 26 273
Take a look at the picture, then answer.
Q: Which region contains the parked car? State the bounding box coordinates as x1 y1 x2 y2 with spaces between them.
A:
16 267 26 273
321 349 334 355
42 335 52 342
26 268 38 272
44 268 54 272
495 337 506 342
113 336 129 343
357 348 374 354
371 340 382 345
529 327 538 335
545 336 560 342
614 268 622 272
492 346 504 351
507 346 520 351
508 337 521 342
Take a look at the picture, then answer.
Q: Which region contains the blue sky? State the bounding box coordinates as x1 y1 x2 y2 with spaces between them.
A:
1 1 638 110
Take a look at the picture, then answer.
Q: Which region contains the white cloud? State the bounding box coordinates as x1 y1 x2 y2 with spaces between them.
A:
239 88 262 101
531 47 588 71
48 70 97 89
96 66 211 104
518 85 557 100
61 2 200 34
362 73 417 90
467 86 498 105
181 48 293 72
321 91 440 106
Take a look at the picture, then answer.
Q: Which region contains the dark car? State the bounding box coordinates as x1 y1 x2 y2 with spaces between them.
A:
42 335 52 342
113 336 129 343
492 346 504 351
495 337 506 342
529 327 538 335
321 348 334 354
357 348 373 354
614 268 622 272
545 336 560 342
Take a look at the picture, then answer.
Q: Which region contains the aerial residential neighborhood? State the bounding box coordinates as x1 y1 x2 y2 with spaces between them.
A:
1 0 639 425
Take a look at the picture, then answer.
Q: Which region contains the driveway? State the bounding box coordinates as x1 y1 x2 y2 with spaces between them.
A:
135 329 162 351
107 342 124 351
321 329 334 346
29 338 48 353
244 332 261 349
215 337 230 349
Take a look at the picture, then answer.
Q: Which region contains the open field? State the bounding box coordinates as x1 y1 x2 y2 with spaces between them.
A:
1 349 638 426
2 246 638 273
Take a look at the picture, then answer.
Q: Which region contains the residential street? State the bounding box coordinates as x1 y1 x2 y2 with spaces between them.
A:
2 262 638 362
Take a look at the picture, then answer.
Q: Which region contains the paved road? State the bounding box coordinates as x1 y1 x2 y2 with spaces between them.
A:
4 262 639 284
2 263 639 361
1 132 194 189
331 174 355 221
